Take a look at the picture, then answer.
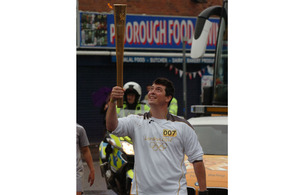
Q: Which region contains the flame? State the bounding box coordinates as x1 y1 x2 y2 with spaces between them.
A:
107 3 113 9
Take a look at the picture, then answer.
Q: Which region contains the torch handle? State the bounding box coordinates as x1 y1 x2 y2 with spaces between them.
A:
114 4 127 108
116 62 123 107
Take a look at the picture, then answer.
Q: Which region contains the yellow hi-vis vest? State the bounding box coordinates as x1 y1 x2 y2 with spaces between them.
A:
116 103 150 118
168 97 178 115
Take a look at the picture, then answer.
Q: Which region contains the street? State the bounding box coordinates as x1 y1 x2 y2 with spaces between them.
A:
82 161 117 195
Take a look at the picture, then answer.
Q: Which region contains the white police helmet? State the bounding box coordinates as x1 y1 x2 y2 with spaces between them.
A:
123 81 142 102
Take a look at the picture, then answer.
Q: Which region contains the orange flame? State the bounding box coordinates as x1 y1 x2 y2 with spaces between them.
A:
107 3 113 9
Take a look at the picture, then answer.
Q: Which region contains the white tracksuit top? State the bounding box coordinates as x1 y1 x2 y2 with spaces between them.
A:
112 112 204 195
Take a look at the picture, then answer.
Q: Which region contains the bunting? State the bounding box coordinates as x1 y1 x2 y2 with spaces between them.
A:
198 70 202 78
193 72 197 78
175 68 178 75
165 64 213 80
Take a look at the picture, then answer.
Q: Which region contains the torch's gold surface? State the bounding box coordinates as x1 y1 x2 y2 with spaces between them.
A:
114 4 126 108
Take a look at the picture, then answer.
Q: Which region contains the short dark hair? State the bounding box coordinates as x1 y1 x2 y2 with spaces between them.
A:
153 77 174 106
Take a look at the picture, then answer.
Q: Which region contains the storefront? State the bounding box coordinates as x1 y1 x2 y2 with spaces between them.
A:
77 11 218 142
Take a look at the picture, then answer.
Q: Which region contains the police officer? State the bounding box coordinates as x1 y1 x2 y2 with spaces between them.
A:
117 81 150 118
103 82 149 180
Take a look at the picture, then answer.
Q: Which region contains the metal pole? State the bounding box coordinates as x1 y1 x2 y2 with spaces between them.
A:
182 37 187 119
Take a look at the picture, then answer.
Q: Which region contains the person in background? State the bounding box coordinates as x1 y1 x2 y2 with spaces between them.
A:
141 84 152 103
106 77 207 195
168 97 178 115
100 91 111 136
103 82 150 164
91 87 112 138
117 81 150 118
77 124 95 195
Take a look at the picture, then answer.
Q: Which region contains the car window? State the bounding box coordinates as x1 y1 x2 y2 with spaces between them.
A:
194 125 228 155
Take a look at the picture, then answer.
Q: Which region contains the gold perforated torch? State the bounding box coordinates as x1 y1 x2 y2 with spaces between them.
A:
114 4 127 108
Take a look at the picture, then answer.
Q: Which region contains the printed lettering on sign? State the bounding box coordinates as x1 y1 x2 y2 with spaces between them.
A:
110 19 195 47
163 129 177 137
79 12 219 50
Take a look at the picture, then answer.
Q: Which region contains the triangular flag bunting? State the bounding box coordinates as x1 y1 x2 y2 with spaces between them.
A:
179 70 183 77
193 72 197 78
198 71 202 77
175 68 178 75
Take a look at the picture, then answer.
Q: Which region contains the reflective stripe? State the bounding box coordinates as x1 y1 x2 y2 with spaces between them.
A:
117 103 149 118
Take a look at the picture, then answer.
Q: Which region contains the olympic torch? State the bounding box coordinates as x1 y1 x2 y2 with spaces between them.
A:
114 4 127 108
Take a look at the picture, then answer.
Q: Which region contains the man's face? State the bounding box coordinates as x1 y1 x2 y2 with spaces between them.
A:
126 93 136 104
148 84 171 106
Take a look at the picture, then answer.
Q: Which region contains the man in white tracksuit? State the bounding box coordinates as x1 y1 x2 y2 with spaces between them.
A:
106 77 207 195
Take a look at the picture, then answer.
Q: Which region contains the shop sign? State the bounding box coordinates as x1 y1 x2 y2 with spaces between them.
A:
111 56 214 64
79 12 219 50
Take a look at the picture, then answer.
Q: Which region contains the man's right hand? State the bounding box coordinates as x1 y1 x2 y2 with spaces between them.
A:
110 86 125 103
106 86 124 131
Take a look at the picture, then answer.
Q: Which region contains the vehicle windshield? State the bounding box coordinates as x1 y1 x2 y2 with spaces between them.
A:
194 125 228 155
212 1 228 105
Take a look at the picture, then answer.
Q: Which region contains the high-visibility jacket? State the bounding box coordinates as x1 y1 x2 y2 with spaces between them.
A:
116 103 150 118
168 97 178 115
